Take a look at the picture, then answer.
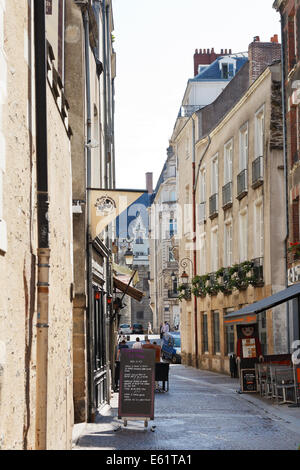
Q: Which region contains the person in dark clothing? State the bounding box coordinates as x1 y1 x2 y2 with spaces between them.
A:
116 339 129 361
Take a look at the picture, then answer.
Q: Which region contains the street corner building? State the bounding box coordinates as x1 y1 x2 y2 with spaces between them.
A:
173 37 291 372
0 0 116 450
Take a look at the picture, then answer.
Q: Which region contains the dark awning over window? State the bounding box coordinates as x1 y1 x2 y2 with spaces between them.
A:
224 283 300 325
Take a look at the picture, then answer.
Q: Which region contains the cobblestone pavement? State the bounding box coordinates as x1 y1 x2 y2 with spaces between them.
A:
73 364 300 450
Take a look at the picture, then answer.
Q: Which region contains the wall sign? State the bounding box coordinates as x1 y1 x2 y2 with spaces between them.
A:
241 368 257 393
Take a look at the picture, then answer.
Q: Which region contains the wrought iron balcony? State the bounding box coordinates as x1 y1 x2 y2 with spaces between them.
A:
237 169 248 200
209 193 218 219
222 182 233 209
198 202 206 224
252 156 263 188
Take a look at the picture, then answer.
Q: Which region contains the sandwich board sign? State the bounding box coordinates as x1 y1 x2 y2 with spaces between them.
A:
118 348 155 426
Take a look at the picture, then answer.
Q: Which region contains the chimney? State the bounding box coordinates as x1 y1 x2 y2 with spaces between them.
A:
193 47 226 76
248 35 281 84
146 172 153 195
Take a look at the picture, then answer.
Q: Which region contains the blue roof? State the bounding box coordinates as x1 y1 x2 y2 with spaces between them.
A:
190 56 248 82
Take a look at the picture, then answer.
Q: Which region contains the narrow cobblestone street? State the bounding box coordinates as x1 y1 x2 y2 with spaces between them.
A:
73 365 300 451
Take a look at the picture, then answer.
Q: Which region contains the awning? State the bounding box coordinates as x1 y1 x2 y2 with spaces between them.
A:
224 283 300 324
113 277 144 302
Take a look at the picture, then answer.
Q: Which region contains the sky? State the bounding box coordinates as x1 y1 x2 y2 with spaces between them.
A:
112 0 281 191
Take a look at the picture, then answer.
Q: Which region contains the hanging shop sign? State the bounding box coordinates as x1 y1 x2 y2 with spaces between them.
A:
89 189 145 241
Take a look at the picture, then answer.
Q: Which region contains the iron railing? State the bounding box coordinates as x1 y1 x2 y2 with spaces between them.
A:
252 156 263 188
237 169 248 199
222 182 233 209
179 104 202 118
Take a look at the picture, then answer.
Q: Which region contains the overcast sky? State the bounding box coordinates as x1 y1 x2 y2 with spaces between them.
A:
112 0 281 190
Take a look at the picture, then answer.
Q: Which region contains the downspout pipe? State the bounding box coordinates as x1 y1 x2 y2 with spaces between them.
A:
34 0 50 450
83 7 95 422
191 117 198 368
102 0 108 190
278 11 290 351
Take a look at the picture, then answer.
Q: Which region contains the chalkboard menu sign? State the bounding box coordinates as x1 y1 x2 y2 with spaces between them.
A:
241 368 257 393
118 349 155 420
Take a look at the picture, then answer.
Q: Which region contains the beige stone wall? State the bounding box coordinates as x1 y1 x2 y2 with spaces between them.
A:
0 0 38 449
46 86 74 450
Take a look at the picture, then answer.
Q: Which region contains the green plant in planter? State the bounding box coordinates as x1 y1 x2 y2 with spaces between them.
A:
178 283 192 301
191 274 209 297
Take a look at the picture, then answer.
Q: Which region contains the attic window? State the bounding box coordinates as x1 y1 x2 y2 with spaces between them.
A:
222 63 234 79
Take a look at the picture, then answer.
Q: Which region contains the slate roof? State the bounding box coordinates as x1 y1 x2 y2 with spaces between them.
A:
190 56 248 82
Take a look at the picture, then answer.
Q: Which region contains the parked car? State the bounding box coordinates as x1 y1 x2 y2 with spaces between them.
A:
161 332 181 364
118 323 132 335
132 323 144 334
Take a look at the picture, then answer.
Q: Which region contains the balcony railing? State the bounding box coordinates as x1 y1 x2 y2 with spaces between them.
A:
222 182 233 209
209 193 218 219
237 169 248 200
252 156 263 188
198 202 206 224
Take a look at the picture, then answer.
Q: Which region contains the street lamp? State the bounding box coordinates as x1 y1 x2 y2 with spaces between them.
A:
179 258 193 300
124 248 134 267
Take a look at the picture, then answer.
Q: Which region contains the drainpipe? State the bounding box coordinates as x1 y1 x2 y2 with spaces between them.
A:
191 117 198 367
83 7 95 422
102 0 108 190
34 0 50 450
278 11 290 351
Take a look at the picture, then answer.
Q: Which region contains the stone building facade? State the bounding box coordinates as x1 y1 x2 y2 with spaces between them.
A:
173 38 285 373
274 0 300 346
149 146 180 332
64 0 116 423
0 0 73 449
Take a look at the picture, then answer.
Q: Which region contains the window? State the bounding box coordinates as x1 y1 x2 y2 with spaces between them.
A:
222 63 229 79
211 154 218 196
224 140 233 184
255 107 264 158
168 246 175 262
199 168 206 203
226 324 235 355
213 311 220 354
254 201 264 258
224 220 233 267
239 123 248 171
136 311 144 320
199 233 206 275
239 210 248 262
202 314 209 353
169 218 176 237
211 227 218 272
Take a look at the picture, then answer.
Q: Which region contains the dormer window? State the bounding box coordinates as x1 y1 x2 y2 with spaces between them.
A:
219 58 236 79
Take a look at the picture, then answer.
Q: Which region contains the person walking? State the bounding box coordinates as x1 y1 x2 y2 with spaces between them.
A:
116 339 129 361
132 337 143 349
147 321 153 335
